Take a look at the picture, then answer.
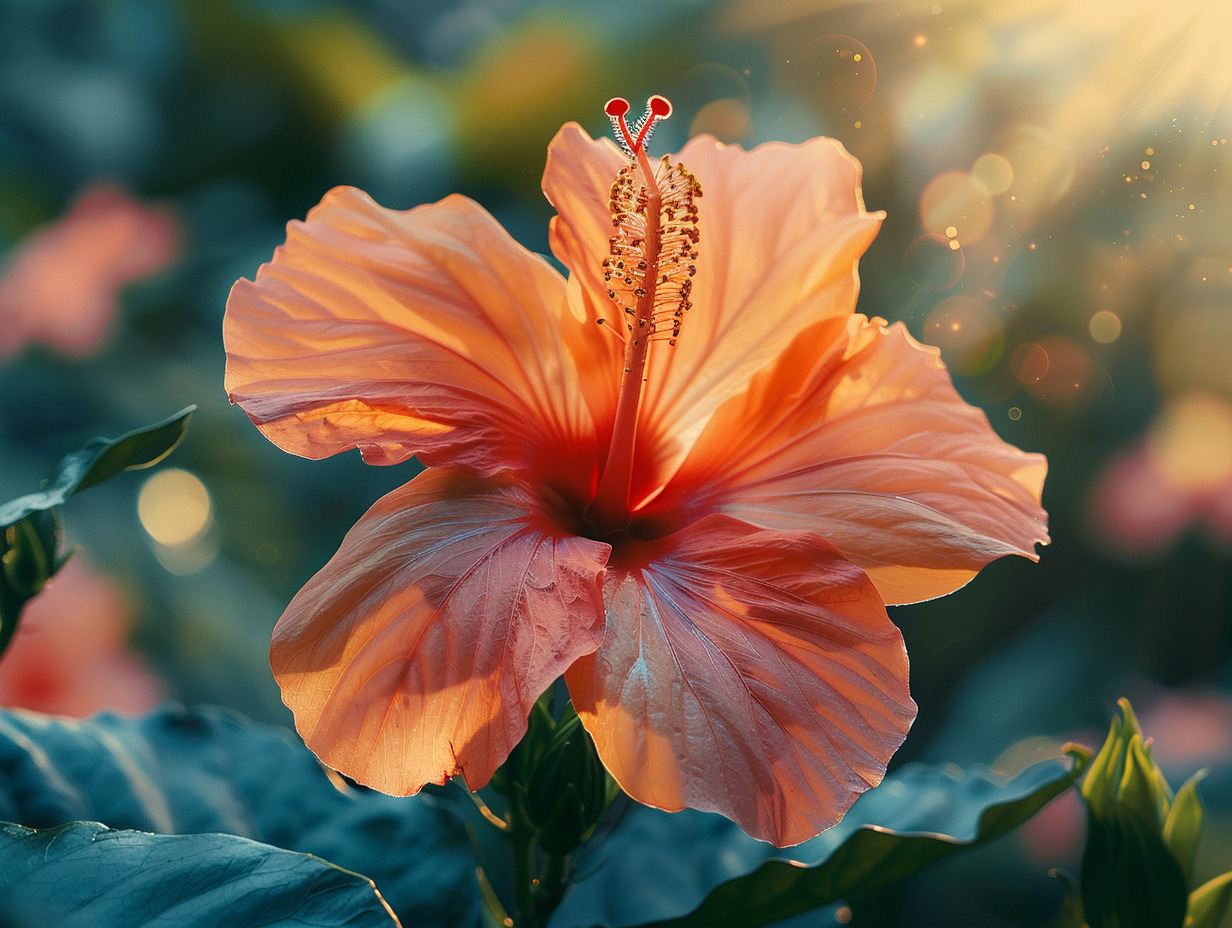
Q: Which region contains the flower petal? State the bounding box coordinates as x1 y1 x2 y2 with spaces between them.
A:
225 186 595 475
566 515 915 846
662 315 1048 604
271 467 610 794
641 134 883 444
542 123 629 329
541 125 882 463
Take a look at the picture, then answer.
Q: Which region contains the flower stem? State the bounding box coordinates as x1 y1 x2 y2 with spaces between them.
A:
511 823 534 928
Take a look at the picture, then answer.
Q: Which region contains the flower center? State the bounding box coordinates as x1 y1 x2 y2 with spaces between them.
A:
585 95 701 536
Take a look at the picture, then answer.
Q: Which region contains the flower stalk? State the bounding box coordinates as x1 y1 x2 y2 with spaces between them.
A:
487 691 617 927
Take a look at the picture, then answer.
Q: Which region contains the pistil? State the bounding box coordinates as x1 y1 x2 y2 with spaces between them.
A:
586 97 700 533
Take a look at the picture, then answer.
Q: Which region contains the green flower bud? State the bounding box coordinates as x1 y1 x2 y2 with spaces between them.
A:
522 705 611 854
1082 699 1174 830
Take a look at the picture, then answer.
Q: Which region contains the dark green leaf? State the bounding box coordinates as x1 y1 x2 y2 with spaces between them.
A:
0 511 64 658
0 705 477 928
1081 805 1188 928
0 821 398 928
554 750 1088 928
0 406 195 528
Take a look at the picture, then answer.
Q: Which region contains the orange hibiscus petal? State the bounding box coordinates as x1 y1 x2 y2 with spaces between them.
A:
542 126 628 429
541 124 882 462
665 315 1048 605
271 467 610 794
641 134 883 444
566 514 915 847
225 186 594 475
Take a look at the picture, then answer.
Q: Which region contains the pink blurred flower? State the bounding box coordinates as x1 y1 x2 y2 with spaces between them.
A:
0 183 181 357
0 557 164 717
1087 393 1232 558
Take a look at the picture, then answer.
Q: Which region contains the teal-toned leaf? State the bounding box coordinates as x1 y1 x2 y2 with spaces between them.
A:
0 821 398 928
1081 805 1188 928
0 705 477 928
553 749 1089 928
0 406 195 528
1186 869 1232 928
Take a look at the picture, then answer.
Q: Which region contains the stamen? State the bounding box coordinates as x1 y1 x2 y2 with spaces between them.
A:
588 95 702 531
603 156 701 344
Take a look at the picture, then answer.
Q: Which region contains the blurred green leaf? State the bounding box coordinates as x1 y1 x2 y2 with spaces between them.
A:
0 705 476 927
1081 805 1188 928
555 748 1089 928
0 405 195 528
1165 771 1207 883
1186 870 1232 928
0 821 399 928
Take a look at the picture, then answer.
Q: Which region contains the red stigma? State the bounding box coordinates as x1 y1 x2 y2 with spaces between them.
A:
647 95 672 118
606 94 673 157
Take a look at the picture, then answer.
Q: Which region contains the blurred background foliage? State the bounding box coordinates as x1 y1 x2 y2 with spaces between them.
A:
1 0 1231 924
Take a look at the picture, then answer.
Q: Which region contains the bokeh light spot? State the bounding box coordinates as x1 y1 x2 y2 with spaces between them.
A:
792 36 877 113
904 233 965 290
972 153 1014 195
920 170 994 244
924 294 1005 374
689 99 751 141
1089 310 1122 343
1019 337 1107 408
1010 342 1049 384
138 468 212 548
1002 126 1075 210
1008 406 1022 420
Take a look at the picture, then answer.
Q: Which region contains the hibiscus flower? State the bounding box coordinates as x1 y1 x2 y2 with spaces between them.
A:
223 97 1048 846
0 183 180 357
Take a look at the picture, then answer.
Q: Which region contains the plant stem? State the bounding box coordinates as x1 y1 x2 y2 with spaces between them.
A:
534 852 570 918
511 824 534 928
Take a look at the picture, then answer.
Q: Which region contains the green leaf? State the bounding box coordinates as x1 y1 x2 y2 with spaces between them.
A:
0 705 477 928
555 748 1090 928
0 510 65 658
0 821 399 928
0 405 195 528
1164 771 1207 882
1081 805 1189 928
1186 869 1232 928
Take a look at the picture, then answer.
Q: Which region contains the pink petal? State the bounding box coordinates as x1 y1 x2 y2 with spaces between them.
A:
225 187 598 477
660 316 1048 605
567 514 915 847
0 183 180 357
271 468 610 794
